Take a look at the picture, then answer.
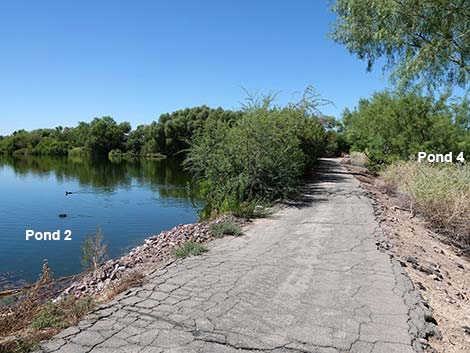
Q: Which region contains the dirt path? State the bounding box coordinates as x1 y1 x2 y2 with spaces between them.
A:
35 159 434 353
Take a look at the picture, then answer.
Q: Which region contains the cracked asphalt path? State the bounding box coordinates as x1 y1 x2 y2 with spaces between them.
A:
37 159 421 353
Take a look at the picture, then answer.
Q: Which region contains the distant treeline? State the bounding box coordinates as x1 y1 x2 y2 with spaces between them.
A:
0 107 244 158
0 105 345 159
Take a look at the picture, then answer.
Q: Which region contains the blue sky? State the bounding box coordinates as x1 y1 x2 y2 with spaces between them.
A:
0 0 390 135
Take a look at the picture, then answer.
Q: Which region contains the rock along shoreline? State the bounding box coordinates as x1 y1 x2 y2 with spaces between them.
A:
60 215 243 299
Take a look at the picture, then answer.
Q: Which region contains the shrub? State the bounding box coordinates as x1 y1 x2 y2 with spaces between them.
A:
28 297 95 330
210 221 242 237
68 146 87 156
172 241 208 258
30 304 64 330
382 161 470 249
81 227 108 271
185 90 326 217
108 148 123 161
0 261 53 337
32 138 71 156
65 297 95 325
0 264 98 352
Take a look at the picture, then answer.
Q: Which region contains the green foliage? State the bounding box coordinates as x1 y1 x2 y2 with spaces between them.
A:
343 90 469 166
172 241 208 258
68 122 90 147
68 147 87 157
0 130 35 155
210 221 243 237
131 106 243 157
125 106 240 157
85 117 130 155
318 116 350 157
0 118 130 157
33 137 71 155
451 95 470 155
30 304 64 330
185 90 327 216
108 148 123 161
80 227 108 271
0 107 242 160
67 297 95 319
331 0 470 88
29 297 94 330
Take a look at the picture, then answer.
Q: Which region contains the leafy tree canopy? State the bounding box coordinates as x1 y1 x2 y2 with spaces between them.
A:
343 90 470 165
331 0 470 88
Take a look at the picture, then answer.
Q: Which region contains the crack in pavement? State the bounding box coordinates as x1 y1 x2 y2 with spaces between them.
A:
34 158 435 353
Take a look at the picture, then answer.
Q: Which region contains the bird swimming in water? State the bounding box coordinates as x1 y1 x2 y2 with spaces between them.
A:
65 191 73 196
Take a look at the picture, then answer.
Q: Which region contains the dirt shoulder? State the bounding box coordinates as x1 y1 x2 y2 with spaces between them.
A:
345 163 470 353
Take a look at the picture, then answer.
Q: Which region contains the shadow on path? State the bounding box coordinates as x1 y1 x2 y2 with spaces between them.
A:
284 158 348 208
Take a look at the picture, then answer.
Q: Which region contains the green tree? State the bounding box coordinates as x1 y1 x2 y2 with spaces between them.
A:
155 106 242 156
86 117 131 155
126 124 147 153
69 121 91 147
331 0 470 87
343 90 464 165
450 95 470 155
33 137 71 155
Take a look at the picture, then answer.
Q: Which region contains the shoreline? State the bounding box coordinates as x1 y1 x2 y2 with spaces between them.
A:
0 215 243 302
0 214 246 352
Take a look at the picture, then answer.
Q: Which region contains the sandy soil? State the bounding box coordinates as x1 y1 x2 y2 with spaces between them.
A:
346 164 470 353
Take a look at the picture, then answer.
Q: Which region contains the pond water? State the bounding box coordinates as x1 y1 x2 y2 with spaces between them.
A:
0 155 200 289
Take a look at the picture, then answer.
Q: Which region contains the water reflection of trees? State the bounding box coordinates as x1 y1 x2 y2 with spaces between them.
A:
0 155 193 198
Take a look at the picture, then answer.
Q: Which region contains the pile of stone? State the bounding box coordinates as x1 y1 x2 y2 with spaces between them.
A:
60 215 242 298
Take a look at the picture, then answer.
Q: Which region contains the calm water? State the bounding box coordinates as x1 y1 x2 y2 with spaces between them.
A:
0 155 200 288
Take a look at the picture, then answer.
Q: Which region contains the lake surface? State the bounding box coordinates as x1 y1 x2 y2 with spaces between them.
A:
0 155 200 289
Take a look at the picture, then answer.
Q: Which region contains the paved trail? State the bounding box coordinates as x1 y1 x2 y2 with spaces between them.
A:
38 159 425 353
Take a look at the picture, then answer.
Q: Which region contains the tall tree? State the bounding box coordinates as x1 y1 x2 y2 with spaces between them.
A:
343 90 464 164
330 0 470 88
86 117 131 154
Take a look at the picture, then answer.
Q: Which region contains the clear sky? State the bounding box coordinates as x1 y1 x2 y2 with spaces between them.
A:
0 0 391 135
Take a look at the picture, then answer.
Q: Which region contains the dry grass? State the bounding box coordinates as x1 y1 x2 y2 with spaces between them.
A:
98 271 146 302
349 151 370 167
0 295 94 353
0 293 95 353
0 262 54 336
0 264 145 353
382 161 470 251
